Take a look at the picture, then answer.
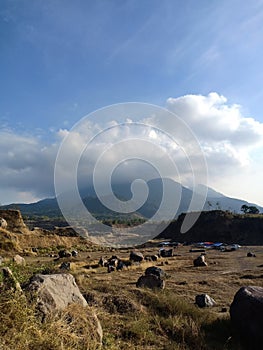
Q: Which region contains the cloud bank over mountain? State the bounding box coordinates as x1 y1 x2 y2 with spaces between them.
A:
1 92 263 206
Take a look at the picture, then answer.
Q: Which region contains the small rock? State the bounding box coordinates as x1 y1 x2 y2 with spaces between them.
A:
195 294 216 307
193 255 207 267
59 262 71 270
13 254 26 266
247 252 256 257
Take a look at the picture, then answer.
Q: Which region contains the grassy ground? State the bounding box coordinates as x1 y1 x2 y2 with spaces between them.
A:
1 239 263 349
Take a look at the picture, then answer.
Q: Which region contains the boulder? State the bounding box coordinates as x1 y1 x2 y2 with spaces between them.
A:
145 266 166 279
26 274 87 315
230 286 263 349
26 273 102 346
193 254 207 267
195 294 216 308
136 274 165 289
58 249 72 258
159 248 173 257
130 251 144 262
13 254 26 266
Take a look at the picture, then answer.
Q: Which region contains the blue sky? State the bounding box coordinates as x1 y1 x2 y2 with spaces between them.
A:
1 0 263 207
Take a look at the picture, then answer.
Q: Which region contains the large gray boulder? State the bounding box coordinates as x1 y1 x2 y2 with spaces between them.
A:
230 286 263 349
26 273 87 316
136 274 165 289
25 273 103 346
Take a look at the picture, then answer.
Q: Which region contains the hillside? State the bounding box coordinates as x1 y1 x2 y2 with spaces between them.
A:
159 210 263 245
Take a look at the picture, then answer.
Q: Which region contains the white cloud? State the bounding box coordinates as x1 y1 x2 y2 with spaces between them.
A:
1 92 263 206
166 92 263 205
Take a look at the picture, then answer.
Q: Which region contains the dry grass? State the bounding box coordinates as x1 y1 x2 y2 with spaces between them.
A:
1 239 263 349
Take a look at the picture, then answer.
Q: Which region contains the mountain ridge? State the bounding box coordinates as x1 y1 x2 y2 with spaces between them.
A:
1 179 262 222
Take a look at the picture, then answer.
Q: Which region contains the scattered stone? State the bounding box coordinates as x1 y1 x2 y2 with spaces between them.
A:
13 254 26 266
136 274 165 289
71 250 78 257
130 251 144 262
145 266 166 279
230 285 263 348
193 254 207 267
159 248 173 257
195 294 216 308
178 281 187 285
247 252 256 257
58 249 71 258
59 262 71 270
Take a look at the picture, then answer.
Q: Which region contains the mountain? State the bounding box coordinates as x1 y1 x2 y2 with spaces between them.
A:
1 179 262 223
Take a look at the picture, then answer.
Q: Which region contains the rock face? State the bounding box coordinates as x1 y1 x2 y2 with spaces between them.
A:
195 294 216 308
136 274 165 289
0 210 27 233
230 286 263 349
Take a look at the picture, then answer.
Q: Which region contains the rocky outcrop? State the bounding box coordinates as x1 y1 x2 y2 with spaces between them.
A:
159 210 263 245
230 286 263 349
0 210 28 234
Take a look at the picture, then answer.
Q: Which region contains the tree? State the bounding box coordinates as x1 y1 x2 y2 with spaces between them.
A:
248 206 259 214
241 204 249 213
241 204 259 214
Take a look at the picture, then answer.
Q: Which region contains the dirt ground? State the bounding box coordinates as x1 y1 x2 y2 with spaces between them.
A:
25 243 263 313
